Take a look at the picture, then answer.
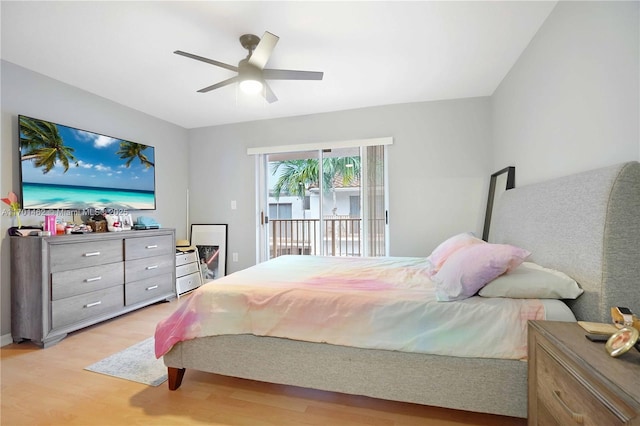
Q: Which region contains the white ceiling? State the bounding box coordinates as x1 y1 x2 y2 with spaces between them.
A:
1 1 557 129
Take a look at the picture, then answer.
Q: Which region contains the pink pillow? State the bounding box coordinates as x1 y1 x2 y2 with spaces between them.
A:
433 243 531 301
426 232 485 276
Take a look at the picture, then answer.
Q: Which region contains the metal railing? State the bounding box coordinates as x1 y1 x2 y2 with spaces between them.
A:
270 217 362 258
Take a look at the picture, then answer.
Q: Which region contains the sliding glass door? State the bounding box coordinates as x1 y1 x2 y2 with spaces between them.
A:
255 142 389 261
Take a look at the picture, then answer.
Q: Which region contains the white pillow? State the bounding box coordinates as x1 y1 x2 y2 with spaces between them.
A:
478 262 583 299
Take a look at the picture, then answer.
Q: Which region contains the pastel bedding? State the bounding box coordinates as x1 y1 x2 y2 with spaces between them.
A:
155 255 547 360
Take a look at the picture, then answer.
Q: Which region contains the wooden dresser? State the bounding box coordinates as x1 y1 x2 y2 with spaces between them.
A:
11 228 176 348
528 321 640 425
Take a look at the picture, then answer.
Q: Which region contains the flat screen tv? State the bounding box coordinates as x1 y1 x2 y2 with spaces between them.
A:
18 115 156 212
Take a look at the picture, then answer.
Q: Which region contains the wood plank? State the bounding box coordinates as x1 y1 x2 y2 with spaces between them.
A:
1 297 526 425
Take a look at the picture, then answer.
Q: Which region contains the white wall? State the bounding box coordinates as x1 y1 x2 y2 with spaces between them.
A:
188 97 493 273
492 1 639 185
0 60 190 339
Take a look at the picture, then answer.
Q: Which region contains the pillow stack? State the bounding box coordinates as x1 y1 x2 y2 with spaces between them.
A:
427 233 583 302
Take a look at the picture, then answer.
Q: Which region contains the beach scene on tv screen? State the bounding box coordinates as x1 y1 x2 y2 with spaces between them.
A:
19 116 156 210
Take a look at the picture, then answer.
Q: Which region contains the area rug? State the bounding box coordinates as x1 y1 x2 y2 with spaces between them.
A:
84 337 167 386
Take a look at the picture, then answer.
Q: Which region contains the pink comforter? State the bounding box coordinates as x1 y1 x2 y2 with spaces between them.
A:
155 255 544 359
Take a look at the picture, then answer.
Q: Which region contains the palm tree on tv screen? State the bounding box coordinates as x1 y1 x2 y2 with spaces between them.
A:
19 116 78 174
116 141 155 169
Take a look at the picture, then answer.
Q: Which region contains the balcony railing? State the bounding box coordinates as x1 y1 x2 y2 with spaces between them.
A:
270 217 362 258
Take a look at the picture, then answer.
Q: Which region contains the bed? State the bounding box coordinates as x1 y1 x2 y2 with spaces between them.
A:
157 161 640 419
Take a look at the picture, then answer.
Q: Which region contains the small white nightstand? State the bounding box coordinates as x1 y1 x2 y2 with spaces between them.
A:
175 249 203 296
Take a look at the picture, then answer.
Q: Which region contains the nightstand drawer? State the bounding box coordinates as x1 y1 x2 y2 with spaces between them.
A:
176 271 202 295
535 342 623 426
176 261 199 278
176 251 198 266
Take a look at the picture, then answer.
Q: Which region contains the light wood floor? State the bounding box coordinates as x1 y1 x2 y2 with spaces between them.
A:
1 297 526 426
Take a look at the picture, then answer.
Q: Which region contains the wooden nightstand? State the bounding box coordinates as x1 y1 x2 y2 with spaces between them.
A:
528 321 640 425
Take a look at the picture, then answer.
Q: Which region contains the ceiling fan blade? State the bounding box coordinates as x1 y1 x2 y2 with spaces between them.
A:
197 76 238 93
174 50 238 72
263 69 323 81
263 82 278 103
248 31 279 69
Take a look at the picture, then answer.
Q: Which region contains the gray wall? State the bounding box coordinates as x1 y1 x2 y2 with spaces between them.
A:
492 1 640 185
0 61 190 341
188 98 492 273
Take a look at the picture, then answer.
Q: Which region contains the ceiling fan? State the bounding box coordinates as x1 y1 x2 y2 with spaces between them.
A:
175 31 323 103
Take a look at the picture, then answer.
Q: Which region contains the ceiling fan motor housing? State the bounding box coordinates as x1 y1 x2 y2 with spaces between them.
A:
238 58 263 82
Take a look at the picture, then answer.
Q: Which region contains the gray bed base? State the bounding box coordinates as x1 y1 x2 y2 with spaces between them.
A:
163 161 640 419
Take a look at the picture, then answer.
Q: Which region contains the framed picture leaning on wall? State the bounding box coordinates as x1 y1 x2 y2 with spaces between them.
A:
190 224 228 281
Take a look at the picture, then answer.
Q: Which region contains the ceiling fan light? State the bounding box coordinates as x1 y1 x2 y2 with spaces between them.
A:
239 78 263 94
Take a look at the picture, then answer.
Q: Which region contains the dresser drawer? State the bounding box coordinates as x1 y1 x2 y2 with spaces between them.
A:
125 254 174 282
176 250 198 266
125 235 174 260
51 262 124 300
50 239 123 272
51 285 124 329
535 342 624 426
125 274 173 306
176 271 202 295
176 261 199 278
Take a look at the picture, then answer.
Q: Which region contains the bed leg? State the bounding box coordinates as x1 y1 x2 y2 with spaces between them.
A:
167 367 186 390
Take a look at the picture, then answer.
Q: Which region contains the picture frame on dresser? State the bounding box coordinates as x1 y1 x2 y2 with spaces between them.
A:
190 224 227 281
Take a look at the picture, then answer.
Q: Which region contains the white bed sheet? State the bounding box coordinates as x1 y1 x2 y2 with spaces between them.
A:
542 299 576 321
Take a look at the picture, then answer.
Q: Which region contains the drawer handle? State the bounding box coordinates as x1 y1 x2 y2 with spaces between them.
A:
145 265 159 270
83 251 101 257
85 301 102 308
553 390 584 424
146 285 159 291
146 245 158 249
85 276 102 283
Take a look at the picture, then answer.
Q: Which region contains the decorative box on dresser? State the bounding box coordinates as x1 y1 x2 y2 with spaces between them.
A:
11 228 176 348
528 321 640 425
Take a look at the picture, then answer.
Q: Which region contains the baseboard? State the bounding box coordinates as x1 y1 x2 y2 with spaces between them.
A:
1 333 13 347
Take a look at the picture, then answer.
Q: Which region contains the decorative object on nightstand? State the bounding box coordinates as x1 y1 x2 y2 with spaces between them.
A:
606 327 640 357
175 240 203 296
611 306 640 331
528 321 640 425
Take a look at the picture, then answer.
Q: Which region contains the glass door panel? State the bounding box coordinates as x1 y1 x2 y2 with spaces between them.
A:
266 150 321 259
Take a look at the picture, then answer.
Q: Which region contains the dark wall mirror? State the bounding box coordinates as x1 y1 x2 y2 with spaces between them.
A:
482 166 515 241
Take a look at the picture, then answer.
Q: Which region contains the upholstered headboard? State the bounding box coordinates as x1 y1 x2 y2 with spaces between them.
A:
491 161 640 323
